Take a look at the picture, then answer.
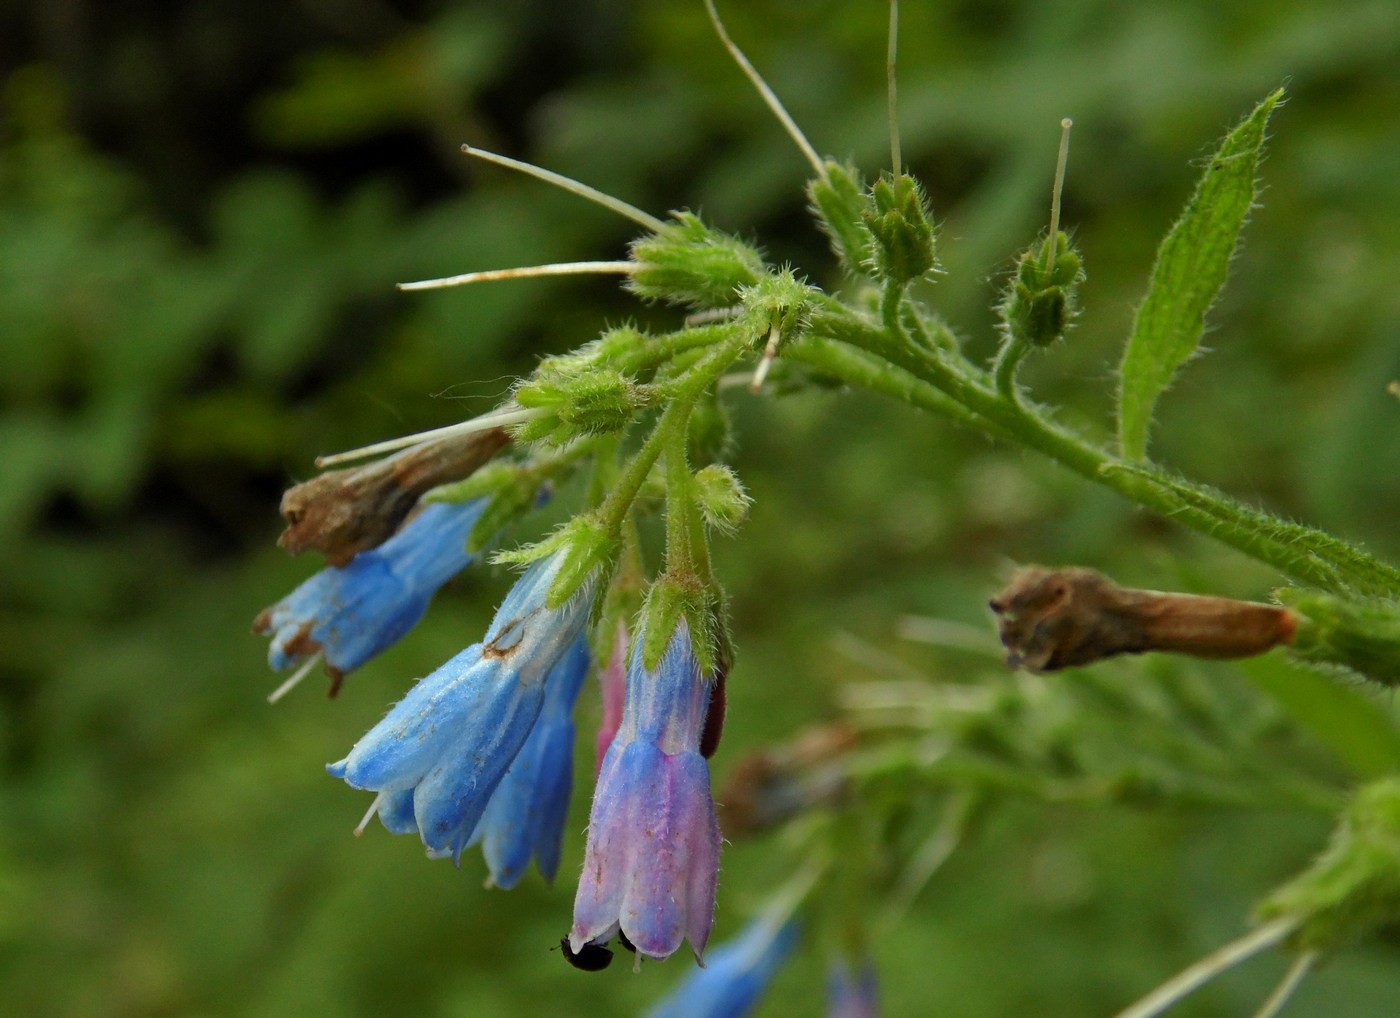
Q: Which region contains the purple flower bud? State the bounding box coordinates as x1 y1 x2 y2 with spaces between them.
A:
643 916 798 1018
570 620 721 962
827 959 879 1018
254 500 488 690
328 551 595 862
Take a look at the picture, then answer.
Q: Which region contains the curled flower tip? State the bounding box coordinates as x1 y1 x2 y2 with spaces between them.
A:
255 499 491 699
278 427 508 565
571 620 722 963
329 551 597 864
643 916 800 1018
988 565 1296 673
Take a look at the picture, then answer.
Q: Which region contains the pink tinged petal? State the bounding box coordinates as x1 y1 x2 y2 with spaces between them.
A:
570 742 641 951
594 622 629 777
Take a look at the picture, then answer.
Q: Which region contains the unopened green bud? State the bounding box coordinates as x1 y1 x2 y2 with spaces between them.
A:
693 464 750 532
1258 777 1400 951
738 269 816 338
593 325 649 365
514 367 648 445
629 212 765 309
1277 588 1400 688
808 161 872 275
863 173 937 287
999 231 1085 347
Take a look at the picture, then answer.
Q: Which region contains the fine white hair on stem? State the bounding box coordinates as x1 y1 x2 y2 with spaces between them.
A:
887 0 902 172
703 0 824 178
1250 951 1317 1018
398 260 635 292
461 145 667 233
314 405 547 469
1113 916 1301 1018
267 651 324 705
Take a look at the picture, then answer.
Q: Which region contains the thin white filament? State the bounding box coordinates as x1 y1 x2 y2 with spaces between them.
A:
314 406 547 469
749 324 781 393
887 0 902 172
704 0 824 178
461 145 667 233
1048 118 1074 247
1250 951 1317 1018
353 791 386 837
267 651 323 705
1113 916 1301 1018
398 260 635 292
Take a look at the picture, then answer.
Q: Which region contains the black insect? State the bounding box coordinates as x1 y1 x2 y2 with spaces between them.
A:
560 936 613 972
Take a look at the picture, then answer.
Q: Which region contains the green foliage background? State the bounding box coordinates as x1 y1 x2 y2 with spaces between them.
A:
3 1 1399 1014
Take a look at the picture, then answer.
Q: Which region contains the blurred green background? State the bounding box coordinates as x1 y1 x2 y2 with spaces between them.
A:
3 1 1399 1014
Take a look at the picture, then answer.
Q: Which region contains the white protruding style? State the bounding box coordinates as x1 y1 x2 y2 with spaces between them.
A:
704 0 824 178
314 405 548 469
461 145 667 234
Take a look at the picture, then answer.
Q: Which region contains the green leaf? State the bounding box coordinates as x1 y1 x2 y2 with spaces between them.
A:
1237 656 1400 781
1117 89 1284 462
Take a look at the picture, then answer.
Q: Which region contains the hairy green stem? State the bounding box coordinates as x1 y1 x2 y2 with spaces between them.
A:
991 339 1030 401
598 339 746 536
804 306 1400 596
664 420 695 575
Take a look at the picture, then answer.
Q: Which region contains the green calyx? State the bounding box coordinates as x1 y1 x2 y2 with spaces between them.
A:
863 172 937 287
638 572 721 676
493 513 618 609
999 231 1085 348
1258 777 1400 952
425 460 549 554
738 268 817 342
808 160 872 275
693 464 749 532
628 212 766 309
513 366 649 445
1278 588 1400 688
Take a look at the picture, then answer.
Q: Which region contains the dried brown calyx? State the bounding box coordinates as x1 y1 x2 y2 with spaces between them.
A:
989 566 1297 673
278 427 510 566
718 724 857 836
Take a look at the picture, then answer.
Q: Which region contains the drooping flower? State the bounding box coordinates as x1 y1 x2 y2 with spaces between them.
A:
468 634 591 888
254 499 489 694
643 916 799 1018
827 959 879 1018
328 551 595 861
570 619 722 962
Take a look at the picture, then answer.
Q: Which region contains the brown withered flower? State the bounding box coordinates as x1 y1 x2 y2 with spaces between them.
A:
989 566 1297 673
278 427 509 566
